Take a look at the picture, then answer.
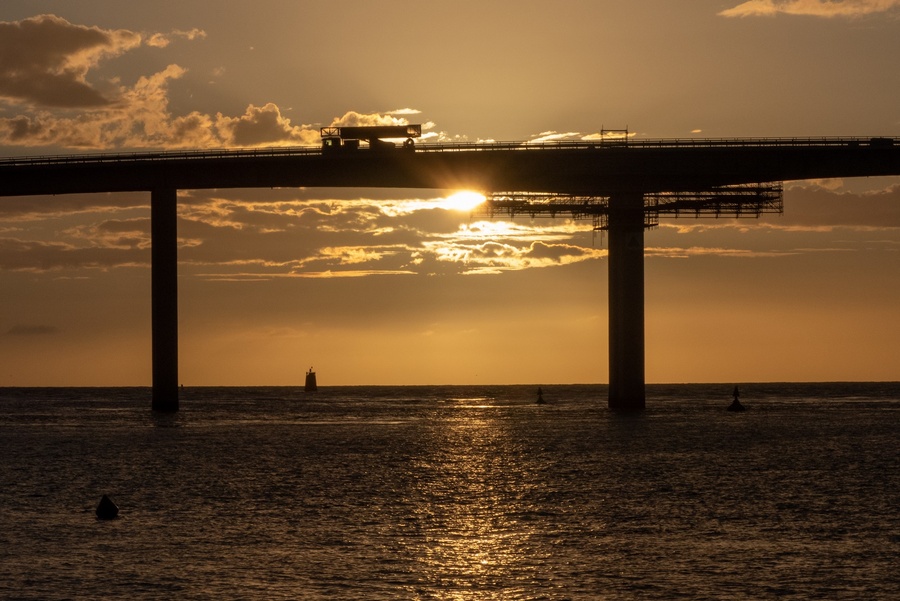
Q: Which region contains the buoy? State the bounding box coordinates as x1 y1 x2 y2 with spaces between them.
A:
95 494 119 520
305 367 317 392
727 385 746 412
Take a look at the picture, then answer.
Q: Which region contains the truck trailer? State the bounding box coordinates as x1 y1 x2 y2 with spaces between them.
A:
320 124 422 151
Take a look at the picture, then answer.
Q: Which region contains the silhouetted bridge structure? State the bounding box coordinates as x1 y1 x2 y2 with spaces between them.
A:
2 136 898 412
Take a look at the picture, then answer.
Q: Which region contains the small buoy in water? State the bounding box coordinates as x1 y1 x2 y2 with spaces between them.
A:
304 366 318 392
95 494 119 520
727 385 746 412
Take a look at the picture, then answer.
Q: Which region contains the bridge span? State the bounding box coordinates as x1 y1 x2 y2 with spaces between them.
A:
2 137 898 411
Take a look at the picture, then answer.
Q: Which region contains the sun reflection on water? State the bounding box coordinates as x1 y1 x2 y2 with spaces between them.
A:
409 400 547 597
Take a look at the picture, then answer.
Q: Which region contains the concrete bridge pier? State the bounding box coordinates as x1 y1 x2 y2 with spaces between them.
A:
607 191 646 412
151 187 179 412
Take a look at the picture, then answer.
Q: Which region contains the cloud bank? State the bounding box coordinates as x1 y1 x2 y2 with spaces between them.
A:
0 14 384 150
0 187 604 277
2 182 896 279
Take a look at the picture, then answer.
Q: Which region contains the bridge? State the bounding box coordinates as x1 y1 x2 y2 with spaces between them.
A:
2 136 898 412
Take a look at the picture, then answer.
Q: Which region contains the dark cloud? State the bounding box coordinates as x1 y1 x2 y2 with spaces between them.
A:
65 218 150 250
0 192 147 220
525 241 592 261
0 237 146 271
4 115 47 142
6 324 60 336
0 14 414 151
0 15 220 149
0 14 141 107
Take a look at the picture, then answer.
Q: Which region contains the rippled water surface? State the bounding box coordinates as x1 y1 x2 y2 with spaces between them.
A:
1 383 898 599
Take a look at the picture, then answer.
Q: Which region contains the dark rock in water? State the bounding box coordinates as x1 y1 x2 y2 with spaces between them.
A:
96 494 119 519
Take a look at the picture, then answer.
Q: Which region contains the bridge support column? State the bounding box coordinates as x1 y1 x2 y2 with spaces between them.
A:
607 191 645 412
151 188 179 412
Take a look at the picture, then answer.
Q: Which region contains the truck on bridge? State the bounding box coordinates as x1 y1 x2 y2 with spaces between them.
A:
320 124 422 151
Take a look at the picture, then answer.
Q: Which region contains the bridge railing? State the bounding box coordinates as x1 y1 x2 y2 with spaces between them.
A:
0 136 892 167
414 136 892 152
0 145 323 167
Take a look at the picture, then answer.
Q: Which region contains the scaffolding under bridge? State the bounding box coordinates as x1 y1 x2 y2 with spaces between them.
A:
481 182 784 230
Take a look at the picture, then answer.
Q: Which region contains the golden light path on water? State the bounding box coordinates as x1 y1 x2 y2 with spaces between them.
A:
411 402 545 598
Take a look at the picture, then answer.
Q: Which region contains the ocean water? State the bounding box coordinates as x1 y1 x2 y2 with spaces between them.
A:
0 383 897 600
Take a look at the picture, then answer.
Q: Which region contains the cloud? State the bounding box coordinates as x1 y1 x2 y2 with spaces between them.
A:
0 237 145 271
294 269 417 279
0 192 147 221
0 67 323 149
647 245 795 259
0 14 424 150
4 180 895 279
526 241 600 262
385 108 422 116
63 218 151 250
0 14 250 150
526 131 581 144
0 14 141 108
0 185 610 278
525 130 638 145
329 110 412 128
0 28 408 150
423 237 605 275
0 13 210 148
0 15 207 109
216 103 320 147
185 195 598 277
9 181 893 281
145 28 207 48
719 0 900 18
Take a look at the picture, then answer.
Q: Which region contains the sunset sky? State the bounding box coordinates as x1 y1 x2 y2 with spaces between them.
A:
1 1 899 386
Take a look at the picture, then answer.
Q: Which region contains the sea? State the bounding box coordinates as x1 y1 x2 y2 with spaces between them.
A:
0 382 897 600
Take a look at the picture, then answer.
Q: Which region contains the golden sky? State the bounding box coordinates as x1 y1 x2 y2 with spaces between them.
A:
1 1 899 385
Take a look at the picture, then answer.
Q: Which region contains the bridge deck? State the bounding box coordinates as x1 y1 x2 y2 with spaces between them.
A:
0 136 892 166
1 137 897 198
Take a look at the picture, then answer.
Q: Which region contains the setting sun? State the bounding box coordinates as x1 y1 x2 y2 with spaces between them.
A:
441 191 486 212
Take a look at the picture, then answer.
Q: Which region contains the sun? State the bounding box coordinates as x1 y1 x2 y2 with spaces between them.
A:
441 190 486 212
